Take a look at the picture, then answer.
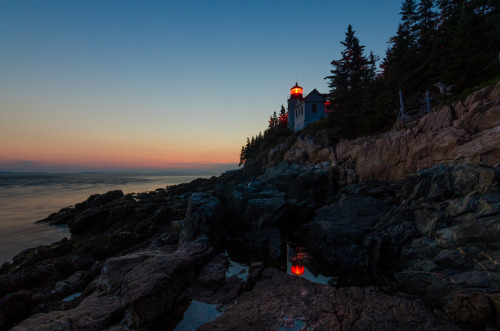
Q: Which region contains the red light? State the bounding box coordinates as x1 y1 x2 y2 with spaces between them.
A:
291 264 304 276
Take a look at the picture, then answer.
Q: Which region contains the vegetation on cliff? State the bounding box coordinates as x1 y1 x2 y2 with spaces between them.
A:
239 106 290 166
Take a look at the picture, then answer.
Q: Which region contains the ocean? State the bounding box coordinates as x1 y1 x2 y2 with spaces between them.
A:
0 172 215 264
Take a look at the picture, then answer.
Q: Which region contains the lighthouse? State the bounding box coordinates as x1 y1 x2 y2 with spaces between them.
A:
286 82 327 131
287 82 303 130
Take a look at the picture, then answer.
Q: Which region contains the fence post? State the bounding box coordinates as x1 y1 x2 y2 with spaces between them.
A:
399 90 405 117
426 90 430 112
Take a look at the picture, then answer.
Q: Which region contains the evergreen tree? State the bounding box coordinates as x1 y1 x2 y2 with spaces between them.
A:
325 25 377 137
278 105 288 128
438 1 500 91
436 0 459 20
239 145 246 166
382 0 499 109
400 0 418 42
365 51 380 84
245 137 251 155
383 0 434 96
269 111 279 132
325 24 369 112
279 105 286 117
416 0 437 44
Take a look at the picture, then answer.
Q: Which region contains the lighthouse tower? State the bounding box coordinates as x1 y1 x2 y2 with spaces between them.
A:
287 82 303 130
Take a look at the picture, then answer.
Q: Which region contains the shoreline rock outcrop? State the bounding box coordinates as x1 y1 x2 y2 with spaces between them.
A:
1 82 500 330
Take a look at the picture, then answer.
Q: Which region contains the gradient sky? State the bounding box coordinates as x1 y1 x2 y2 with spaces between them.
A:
0 0 402 172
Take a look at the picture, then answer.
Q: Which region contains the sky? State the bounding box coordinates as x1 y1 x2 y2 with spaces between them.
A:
0 0 403 173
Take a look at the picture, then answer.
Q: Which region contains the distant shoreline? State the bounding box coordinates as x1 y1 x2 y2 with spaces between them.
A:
0 170 235 176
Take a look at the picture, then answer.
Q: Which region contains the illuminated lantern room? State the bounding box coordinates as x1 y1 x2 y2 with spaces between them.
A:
290 82 303 99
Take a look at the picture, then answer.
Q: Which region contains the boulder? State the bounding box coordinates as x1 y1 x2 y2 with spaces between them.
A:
180 193 221 244
302 195 388 271
68 207 109 234
74 190 124 211
14 242 216 330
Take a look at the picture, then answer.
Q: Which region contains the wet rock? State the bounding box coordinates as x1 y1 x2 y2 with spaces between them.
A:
73 234 112 260
180 193 221 244
247 194 285 214
0 290 32 330
108 201 136 223
150 205 175 225
182 253 244 305
301 195 388 271
74 190 124 211
190 253 229 288
12 293 126 331
68 207 110 234
250 226 283 259
436 214 500 246
199 268 458 331
445 292 493 327
0 255 73 298
14 243 216 330
246 262 265 287
10 238 73 270
37 207 73 225
54 271 85 295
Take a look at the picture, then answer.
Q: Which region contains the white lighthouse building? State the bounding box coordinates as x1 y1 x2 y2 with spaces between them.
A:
287 83 327 132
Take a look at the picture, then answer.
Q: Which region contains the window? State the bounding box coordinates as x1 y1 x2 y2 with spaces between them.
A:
312 104 317 113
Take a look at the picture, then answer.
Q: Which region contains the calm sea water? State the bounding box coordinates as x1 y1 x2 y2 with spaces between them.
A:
0 173 214 264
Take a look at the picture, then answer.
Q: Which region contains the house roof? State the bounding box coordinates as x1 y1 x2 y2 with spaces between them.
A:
304 89 325 101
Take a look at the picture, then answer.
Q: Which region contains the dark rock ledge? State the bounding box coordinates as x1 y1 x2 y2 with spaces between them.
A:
0 161 499 330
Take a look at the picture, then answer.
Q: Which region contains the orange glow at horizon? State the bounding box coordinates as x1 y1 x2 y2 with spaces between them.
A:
1 135 239 170
1 119 239 170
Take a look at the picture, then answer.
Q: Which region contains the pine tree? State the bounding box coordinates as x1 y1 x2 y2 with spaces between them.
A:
438 1 500 91
278 105 288 128
365 51 380 84
272 111 279 132
239 145 246 166
383 0 433 96
416 0 437 46
245 137 251 155
400 0 418 42
279 105 286 117
325 25 369 112
325 25 376 138
436 0 459 20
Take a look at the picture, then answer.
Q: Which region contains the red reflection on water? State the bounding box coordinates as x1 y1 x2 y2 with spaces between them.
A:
291 263 304 276
289 246 308 277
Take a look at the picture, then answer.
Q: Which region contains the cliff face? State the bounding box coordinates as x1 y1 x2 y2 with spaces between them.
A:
251 81 500 185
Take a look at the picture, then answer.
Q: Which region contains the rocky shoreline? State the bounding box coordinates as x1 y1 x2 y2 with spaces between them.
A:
1 83 499 330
